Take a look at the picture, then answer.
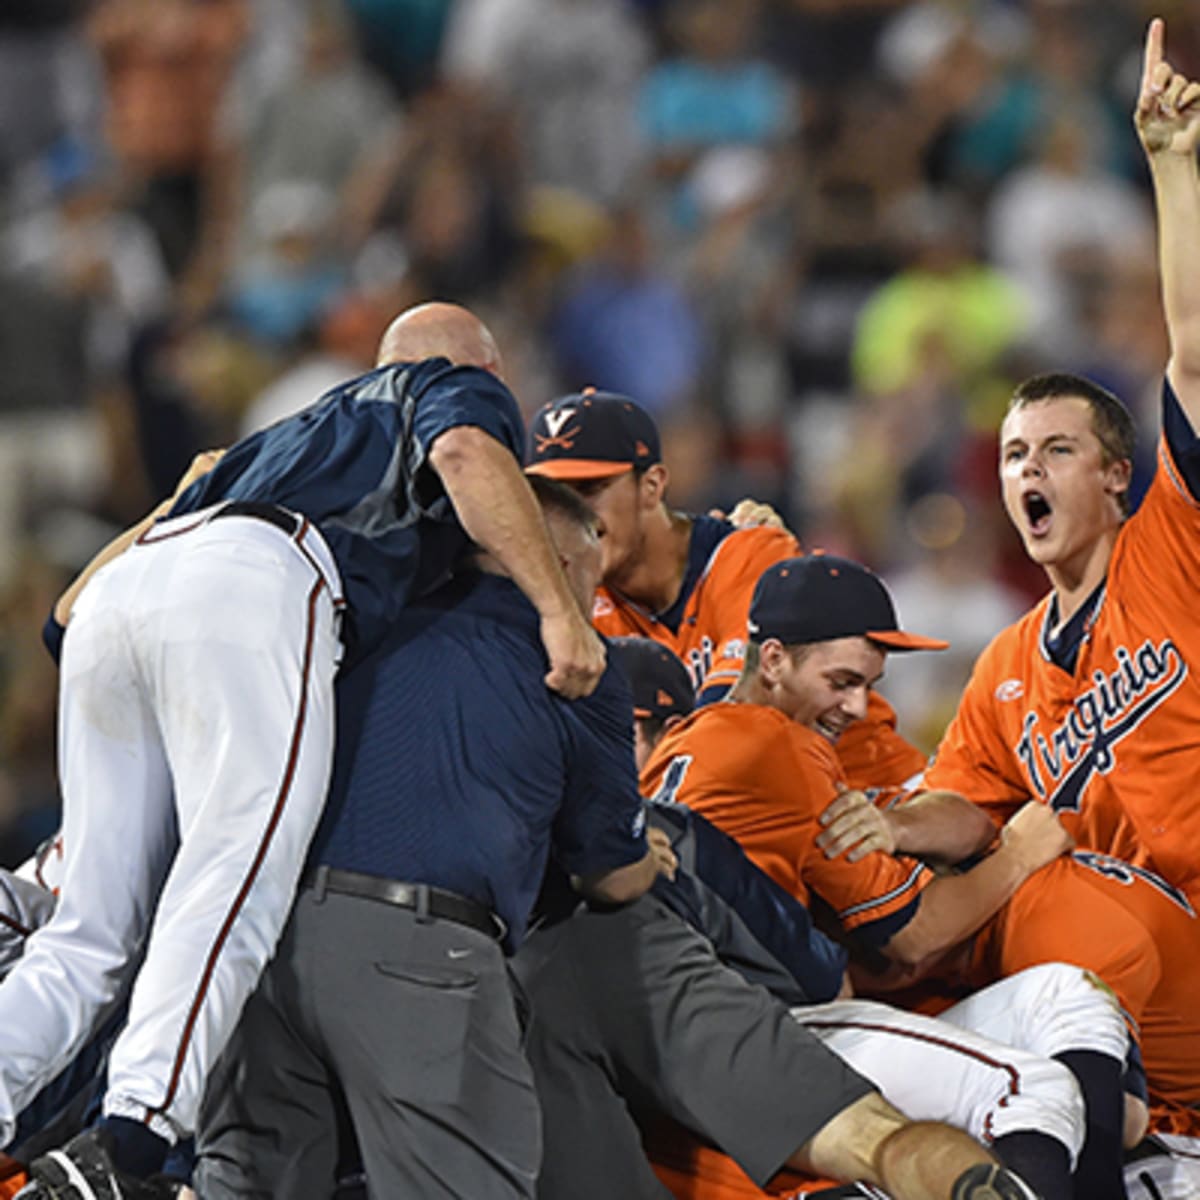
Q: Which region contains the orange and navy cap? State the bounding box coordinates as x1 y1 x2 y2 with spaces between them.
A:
609 637 695 721
526 389 661 481
747 555 949 653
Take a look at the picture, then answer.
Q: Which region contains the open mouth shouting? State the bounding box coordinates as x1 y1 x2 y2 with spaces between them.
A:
1022 490 1052 537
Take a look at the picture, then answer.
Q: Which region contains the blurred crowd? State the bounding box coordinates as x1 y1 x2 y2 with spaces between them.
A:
0 0 1192 864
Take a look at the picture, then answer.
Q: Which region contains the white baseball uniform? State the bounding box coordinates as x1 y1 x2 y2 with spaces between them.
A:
793 962 1127 1164
0 507 343 1145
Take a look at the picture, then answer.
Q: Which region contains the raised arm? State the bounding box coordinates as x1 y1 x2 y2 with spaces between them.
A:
429 425 605 698
1137 17 1200 420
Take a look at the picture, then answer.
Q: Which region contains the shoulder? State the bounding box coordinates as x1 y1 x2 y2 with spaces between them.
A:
971 599 1049 677
696 520 800 582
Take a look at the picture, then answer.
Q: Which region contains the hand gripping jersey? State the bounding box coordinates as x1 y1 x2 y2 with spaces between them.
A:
641 703 933 949
592 518 928 792
926 382 1200 905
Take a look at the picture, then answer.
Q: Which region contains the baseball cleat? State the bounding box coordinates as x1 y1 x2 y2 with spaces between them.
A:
951 1163 1043 1200
27 1131 181 1200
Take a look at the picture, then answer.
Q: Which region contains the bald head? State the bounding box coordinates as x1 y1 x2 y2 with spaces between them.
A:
375 302 504 379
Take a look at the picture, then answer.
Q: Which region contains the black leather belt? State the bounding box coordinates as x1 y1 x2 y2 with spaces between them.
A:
302 867 502 940
213 500 300 537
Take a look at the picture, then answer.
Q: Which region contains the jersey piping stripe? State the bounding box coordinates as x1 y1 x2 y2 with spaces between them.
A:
0 911 30 940
134 514 210 545
798 1015 1023 1104
836 862 929 921
1160 436 1200 510
149 568 328 1121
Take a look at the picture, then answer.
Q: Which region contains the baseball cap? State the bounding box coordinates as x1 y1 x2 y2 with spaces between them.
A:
609 637 696 721
526 389 661 481
748 555 948 653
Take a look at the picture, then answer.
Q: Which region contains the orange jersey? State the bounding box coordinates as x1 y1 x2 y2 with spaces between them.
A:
926 432 1200 904
592 522 801 697
962 852 1200 1122
641 703 933 943
593 518 927 791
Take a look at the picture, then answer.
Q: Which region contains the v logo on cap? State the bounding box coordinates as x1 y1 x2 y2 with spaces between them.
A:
543 409 576 438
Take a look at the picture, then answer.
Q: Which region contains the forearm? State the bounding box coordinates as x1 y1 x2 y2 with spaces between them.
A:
890 791 997 864
883 845 1034 966
430 426 577 618
1149 152 1200 390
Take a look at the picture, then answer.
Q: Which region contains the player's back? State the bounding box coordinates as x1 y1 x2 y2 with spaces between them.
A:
311 569 641 949
641 703 826 907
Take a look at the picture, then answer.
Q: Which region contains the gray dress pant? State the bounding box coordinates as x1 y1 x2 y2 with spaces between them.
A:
511 895 873 1200
196 887 539 1199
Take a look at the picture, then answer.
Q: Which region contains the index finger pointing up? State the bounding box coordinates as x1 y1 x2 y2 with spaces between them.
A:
1141 17 1166 104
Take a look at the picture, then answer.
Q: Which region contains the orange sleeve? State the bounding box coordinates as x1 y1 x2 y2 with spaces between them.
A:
696 527 801 699
788 733 933 940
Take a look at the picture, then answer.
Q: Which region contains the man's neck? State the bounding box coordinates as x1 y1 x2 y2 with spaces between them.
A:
609 508 692 615
728 674 767 707
1045 528 1119 631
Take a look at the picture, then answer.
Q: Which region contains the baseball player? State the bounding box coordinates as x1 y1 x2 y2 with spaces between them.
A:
524 390 934 802
640 556 1139 1199
193 476 657 1198
922 18 1200 913
0 302 604 1200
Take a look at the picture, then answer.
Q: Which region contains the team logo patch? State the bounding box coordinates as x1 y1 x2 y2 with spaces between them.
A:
995 679 1024 702
542 408 575 437
722 637 746 661
592 595 614 618
534 407 580 453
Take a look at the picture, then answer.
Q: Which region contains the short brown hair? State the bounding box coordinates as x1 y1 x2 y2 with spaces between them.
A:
528 473 600 534
1008 372 1136 513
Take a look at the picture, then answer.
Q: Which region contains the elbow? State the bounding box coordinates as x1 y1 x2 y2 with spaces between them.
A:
959 809 999 861
576 851 656 905
428 424 490 478
882 921 945 969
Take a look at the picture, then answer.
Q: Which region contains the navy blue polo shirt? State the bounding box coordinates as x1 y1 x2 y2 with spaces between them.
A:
170 358 524 664
309 571 649 951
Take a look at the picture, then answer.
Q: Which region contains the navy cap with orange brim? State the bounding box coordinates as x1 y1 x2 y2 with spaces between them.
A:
609 637 696 721
526 389 660 480
748 554 948 653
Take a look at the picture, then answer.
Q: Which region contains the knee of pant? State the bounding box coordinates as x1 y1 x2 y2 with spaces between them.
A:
1012 962 1129 1062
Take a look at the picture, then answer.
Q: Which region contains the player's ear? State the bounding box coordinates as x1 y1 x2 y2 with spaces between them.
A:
757 639 788 683
639 463 669 509
1103 456 1132 506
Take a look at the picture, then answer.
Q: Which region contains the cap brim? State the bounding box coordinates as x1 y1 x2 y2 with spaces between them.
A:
525 460 633 481
867 630 949 652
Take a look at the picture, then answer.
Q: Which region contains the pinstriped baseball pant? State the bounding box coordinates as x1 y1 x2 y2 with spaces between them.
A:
0 506 343 1147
